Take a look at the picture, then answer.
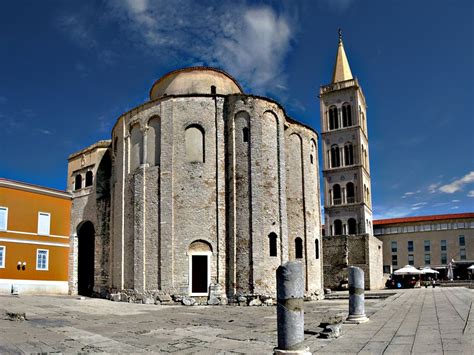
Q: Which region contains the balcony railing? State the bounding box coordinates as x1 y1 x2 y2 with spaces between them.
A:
333 198 342 205
347 197 355 204
320 78 358 94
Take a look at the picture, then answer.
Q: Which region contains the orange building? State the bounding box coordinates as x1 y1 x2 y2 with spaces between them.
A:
0 178 71 294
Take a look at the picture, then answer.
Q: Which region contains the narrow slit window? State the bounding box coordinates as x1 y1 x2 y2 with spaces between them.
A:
295 238 303 259
269 233 277 257
243 127 249 143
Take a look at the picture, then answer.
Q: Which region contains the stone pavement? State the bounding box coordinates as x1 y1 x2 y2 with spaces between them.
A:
0 287 471 354
310 287 474 354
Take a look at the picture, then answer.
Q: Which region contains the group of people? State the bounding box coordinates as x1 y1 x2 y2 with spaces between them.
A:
385 275 437 289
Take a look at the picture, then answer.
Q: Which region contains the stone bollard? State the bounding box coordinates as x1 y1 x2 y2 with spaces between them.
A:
274 262 311 355
345 266 369 324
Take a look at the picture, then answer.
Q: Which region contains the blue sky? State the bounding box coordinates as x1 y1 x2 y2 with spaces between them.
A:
0 0 473 219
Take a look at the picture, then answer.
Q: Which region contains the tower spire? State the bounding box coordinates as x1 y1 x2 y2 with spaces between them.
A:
331 29 353 83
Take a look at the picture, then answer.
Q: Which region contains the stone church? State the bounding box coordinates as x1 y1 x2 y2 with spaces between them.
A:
67 66 323 303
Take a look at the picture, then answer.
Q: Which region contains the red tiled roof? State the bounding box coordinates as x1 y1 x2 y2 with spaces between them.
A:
373 213 474 226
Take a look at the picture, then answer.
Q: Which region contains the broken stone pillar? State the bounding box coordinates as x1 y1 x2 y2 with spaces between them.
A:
346 266 369 324
274 262 311 355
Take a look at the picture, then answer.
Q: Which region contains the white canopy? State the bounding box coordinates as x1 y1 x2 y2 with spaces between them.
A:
394 265 423 275
468 265 474 270
420 267 440 274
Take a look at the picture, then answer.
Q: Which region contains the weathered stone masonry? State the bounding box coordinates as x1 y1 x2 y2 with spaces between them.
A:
67 67 323 304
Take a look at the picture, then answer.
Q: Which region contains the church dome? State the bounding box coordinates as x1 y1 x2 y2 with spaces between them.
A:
149 67 243 100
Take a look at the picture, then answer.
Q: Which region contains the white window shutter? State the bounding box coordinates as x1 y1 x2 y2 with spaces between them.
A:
38 213 50 235
0 208 6 231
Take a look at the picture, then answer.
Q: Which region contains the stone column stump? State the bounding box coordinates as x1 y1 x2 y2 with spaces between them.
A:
274 261 311 355
345 266 369 324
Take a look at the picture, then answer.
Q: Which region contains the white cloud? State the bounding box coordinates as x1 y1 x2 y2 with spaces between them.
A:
402 190 421 199
412 202 427 207
451 206 459 210
38 129 52 135
411 206 422 210
373 206 411 220
104 1 294 93
428 182 441 193
468 190 474 198
439 171 474 194
451 199 460 203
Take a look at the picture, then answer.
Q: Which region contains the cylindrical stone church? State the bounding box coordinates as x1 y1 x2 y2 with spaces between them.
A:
67 67 323 303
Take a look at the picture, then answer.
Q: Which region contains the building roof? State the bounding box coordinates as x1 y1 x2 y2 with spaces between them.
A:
149 67 243 100
331 33 353 84
68 140 111 160
0 178 71 199
373 213 474 226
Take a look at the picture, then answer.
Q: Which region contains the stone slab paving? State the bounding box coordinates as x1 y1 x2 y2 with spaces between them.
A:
310 287 473 354
0 288 471 354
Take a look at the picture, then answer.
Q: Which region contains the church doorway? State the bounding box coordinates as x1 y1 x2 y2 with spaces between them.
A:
77 221 95 296
188 240 212 296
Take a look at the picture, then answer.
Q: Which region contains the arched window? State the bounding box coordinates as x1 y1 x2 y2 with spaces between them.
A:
367 188 370 204
74 174 82 190
348 218 357 235
295 238 303 259
330 145 340 168
334 220 343 236
269 233 277 257
346 182 355 203
242 127 249 143
85 171 93 187
342 103 352 127
315 239 319 259
333 184 341 205
185 125 205 162
130 124 142 171
147 116 161 166
363 184 367 202
344 143 354 166
328 106 338 130
310 140 317 165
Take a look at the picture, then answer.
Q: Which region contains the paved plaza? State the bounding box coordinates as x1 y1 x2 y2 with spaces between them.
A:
0 287 472 354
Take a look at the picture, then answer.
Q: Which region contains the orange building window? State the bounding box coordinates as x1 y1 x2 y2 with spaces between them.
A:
0 246 5 268
36 249 49 270
0 207 7 231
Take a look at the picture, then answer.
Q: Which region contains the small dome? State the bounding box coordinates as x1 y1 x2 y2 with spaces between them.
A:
149 67 243 100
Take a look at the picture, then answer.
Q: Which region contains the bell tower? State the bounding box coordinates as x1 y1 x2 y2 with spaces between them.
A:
320 30 373 238
320 31 382 290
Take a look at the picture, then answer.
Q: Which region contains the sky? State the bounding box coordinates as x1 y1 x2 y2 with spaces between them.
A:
0 0 473 220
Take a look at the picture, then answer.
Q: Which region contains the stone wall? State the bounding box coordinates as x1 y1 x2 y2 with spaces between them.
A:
70 88 323 301
323 234 382 290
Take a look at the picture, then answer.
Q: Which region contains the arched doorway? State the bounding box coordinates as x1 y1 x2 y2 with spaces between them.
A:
188 240 212 296
77 221 95 296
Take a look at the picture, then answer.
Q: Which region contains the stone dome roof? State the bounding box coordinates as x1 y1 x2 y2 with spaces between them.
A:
149 67 243 100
